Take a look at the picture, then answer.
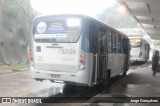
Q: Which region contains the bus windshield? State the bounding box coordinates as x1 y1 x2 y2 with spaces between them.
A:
130 39 142 48
33 16 82 43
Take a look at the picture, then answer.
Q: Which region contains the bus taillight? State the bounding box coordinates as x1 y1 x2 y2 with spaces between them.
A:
80 53 86 64
139 51 143 57
28 51 33 61
79 52 86 70
80 59 85 64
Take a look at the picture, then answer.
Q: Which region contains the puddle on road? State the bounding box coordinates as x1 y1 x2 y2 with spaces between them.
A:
118 84 156 97
37 85 63 97
88 84 160 105
124 84 152 89
99 84 155 98
22 80 65 97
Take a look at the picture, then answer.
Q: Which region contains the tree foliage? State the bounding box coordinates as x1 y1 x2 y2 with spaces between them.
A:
0 0 38 63
4 0 36 48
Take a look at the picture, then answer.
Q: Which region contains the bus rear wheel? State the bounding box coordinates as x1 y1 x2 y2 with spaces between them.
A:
123 72 127 77
103 71 110 87
62 84 76 96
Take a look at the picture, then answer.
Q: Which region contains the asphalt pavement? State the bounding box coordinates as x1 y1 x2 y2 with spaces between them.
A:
1 62 160 106
84 61 160 106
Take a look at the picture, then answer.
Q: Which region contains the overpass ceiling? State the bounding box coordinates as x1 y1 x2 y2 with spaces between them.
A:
117 0 160 40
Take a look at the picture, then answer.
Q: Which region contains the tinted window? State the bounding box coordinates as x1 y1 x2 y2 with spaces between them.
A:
33 16 82 43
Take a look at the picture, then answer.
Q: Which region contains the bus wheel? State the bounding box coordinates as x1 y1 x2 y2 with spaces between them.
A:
103 71 110 87
123 71 127 77
62 84 76 96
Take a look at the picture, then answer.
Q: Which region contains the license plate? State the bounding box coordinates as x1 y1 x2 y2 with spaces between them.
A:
131 55 137 57
50 74 60 78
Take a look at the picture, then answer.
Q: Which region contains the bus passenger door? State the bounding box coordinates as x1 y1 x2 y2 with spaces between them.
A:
89 25 108 85
124 38 130 72
94 32 108 84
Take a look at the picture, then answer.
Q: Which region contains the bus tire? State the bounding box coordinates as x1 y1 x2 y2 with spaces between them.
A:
123 63 129 77
123 72 127 77
103 71 110 87
62 84 76 96
123 66 128 77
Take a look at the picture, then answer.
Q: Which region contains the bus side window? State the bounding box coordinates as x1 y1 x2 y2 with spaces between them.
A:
89 24 98 53
126 39 130 54
122 37 126 54
118 34 122 53
100 30 107 53
111 32 116 53
104 31 108 53
121 35 124 53
124 38 128 54
116 33 119 53
108 32 112 53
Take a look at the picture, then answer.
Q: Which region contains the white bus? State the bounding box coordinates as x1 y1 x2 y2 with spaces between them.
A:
30 14 130 91
129 37 150 63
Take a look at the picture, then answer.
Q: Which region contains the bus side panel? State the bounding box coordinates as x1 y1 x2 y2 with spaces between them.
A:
108 53 125 77
85 19 100 85
80 17 93 85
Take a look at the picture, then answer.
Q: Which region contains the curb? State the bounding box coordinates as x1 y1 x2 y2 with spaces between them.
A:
12 69 28 72
0 68 29 75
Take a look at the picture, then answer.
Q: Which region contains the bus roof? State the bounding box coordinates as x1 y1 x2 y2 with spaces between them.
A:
34 13 84 20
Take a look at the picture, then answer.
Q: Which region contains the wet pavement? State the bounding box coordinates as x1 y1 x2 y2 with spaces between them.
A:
84 62 160 106
0 71 64 97
1 61 160 106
